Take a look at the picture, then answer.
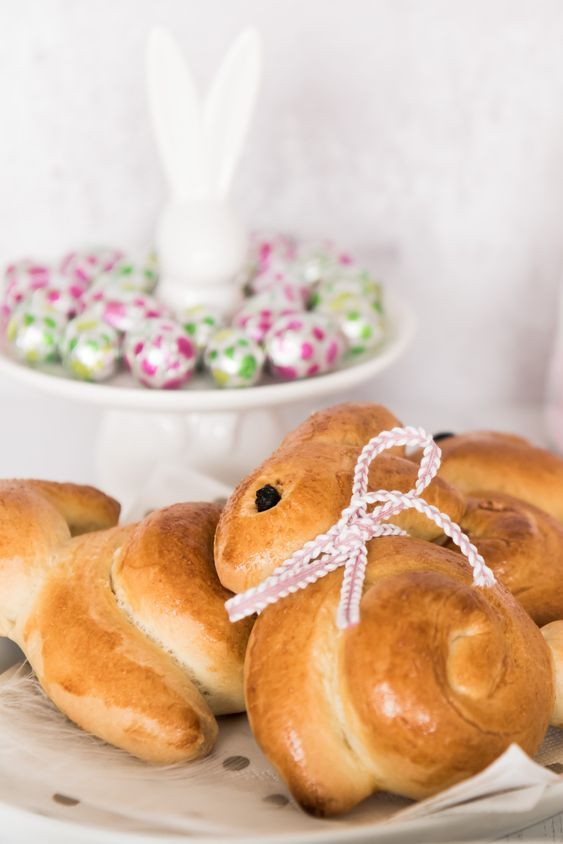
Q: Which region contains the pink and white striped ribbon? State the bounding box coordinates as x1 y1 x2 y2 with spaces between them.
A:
225 426 496 629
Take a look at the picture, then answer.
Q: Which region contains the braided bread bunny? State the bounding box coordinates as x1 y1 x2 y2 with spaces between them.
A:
0 480 252 762
244 537 553 816
215 404 559 814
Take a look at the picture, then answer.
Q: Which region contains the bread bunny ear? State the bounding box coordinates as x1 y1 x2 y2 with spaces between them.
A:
147 27 206 202
203 29 262 199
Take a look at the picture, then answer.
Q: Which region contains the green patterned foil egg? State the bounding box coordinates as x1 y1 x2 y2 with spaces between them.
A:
204 328 265 388
61 315 120 382
6 304 67 365
178 305 225 357
315 291 385 356
88 258 158 299
309 268 383 312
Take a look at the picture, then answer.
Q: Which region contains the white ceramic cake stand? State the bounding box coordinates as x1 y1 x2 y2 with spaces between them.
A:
0 292 414 508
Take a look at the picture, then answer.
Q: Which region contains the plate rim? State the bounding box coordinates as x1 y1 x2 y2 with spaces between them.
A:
0 291 416 412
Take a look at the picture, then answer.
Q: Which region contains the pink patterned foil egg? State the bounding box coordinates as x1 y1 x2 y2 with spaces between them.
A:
246 267 310 305
2 260 52 319
86 291 167 333
266 313 347 381
237 231 297 287
29 274 87 319
59 247 124 285
125 319 196 389
233 305 299 344
249 231 297 274
233 289 306 343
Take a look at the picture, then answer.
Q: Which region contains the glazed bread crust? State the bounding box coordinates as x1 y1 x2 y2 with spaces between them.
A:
276 402 405 452
0 483 250 762
113 503 252 715
216 404 465 593
23 479 121 534
450 492 563 626
21 523 217 763
245 537 553 816
438 432 563 522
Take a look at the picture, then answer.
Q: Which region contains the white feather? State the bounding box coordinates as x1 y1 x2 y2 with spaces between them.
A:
0 663 289 836
203 28 262 199
147 27 206 202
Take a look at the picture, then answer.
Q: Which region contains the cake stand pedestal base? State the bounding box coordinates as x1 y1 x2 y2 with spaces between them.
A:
95 406 287 509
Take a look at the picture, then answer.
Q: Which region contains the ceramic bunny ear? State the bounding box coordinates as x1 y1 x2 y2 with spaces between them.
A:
203 29 262 199
147 27 206 202
147 27 261 204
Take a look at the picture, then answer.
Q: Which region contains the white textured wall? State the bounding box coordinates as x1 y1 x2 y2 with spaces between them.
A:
1 0 563 406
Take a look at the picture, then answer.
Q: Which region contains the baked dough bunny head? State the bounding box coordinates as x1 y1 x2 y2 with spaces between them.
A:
0 481 252 763
215 403 466 593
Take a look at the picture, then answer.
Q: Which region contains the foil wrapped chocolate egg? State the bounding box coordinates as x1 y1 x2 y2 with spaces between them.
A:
245 267 310 305
239 232 297 286
312 272 385 356
6 303 66 365
233 288 306 343
177 305 224 357
124 319 197 389
317 294 385 356
29 274 87 319
61 315 121 382
59 247 124 285
85 291 167 333
204 328 265 388
295 240 355 285
2 260 52 318
310 268 383 312
265 313 347 380
88 259 159 298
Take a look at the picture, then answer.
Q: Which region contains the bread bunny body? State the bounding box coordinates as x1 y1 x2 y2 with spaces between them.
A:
436 431 563 522
245 537 553 815
0 481 251 762
445 491 563 626
148 28 261 312
217 403 563 813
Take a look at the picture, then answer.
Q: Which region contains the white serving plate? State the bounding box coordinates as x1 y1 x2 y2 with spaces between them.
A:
0 649 562 844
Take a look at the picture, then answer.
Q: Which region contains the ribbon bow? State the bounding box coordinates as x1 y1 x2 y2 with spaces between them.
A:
225 426 496 629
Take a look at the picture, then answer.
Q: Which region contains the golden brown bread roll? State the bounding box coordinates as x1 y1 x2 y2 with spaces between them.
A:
445 492 563 627
542 621 563 726
437 431 563 522
245 537 553 816
0 481 251 762
215 403 465 592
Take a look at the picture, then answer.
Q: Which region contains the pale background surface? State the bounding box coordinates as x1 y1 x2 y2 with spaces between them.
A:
1 7 563 839
1 0 563 408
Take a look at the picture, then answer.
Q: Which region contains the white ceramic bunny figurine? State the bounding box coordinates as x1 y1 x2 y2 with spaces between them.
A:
147 27 261 313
